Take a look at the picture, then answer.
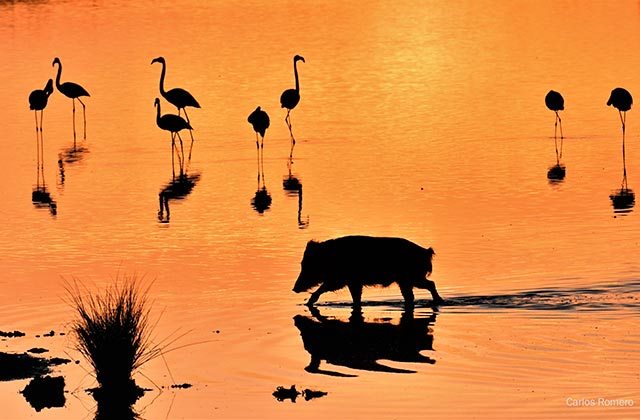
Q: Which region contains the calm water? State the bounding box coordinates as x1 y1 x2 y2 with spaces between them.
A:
1 0 640 418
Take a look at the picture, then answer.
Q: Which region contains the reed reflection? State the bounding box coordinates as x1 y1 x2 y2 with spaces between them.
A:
607 87 635 214
248 106 272 214
158 173 200 223
294 307 436 377
52 57 89 147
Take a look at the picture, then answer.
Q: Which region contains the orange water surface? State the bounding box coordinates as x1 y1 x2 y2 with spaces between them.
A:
0 1 639 419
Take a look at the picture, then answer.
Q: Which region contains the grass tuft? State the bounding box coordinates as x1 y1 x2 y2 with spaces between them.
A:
67 276 160 400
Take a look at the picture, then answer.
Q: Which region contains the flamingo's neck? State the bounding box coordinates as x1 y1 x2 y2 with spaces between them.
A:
155 102 162 125
159 62 167 96
54 63 62 90
294 59 300 92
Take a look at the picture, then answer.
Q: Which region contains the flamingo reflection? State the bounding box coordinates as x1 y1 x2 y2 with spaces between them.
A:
545 90 566 182
607 88 634 213
52 57 90 147
158 173 200 223
280 55 305 160
295 307 436 377
283 156 308 228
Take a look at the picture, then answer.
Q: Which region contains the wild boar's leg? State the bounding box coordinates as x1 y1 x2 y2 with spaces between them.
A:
347 283 363 308
307 283 330 306
400 284 415 309
414 278 444 304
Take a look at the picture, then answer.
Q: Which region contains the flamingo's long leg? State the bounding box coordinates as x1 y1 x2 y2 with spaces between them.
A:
78 98 87 140
72 98 77 149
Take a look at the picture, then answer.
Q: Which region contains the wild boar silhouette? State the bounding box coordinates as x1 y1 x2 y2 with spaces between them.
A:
293 236 443 308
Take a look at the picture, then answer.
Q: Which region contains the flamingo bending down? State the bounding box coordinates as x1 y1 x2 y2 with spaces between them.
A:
545 90 564 139
248 106 270 183
607 87 633 191
29 79 54 133
280 55 305 157
52 57 90 145
154 98 192 179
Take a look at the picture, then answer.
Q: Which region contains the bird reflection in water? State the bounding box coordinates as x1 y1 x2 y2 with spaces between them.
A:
294 306 436 377
607 87 635 214
283 156 309 228
157 173 200 223
545 90 566 182
248 106 272 214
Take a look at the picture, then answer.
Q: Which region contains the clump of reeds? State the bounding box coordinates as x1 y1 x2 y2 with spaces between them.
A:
67 277 160 404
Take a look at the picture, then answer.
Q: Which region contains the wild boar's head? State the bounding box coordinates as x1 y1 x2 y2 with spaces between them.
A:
293 240 324 292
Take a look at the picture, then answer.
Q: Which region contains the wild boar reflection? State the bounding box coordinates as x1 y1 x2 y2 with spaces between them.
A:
295 307 436 376
158 173 200 223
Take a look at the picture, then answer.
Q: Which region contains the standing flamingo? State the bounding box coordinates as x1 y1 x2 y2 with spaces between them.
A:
154 98 192 179
280 55 305 158
29 79 54 195
151 57 200 162
52 57 90 147
545 90 564 139
607 87 634 208
29 79 53 132
248 106 270 146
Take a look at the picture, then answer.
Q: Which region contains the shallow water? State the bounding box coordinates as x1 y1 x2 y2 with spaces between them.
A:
1 0 640 418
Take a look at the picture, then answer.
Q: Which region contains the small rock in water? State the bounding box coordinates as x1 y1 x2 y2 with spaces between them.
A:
43 330 55 337
21 375 65 412
272 385 301 402
171 383 192 389
27 348 49 354
302 388 328 401
0 330 26 338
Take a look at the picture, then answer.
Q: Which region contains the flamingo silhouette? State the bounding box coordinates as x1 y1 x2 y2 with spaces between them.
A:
280 55 305 158
29 79 53 132
52 57 90 146
30 79 54 198
151 57 200 162
607 87 634 205
154 97 192 179
248 106 270 169
607 87 632 136
545 90 564 139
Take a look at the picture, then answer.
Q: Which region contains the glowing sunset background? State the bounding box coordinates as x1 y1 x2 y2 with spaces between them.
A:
1 0 639 418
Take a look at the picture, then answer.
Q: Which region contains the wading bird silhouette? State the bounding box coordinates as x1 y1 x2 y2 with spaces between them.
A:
154 98 192 179
607 87 632 136
29 79 54 170
607 87 635 212
29 79 53 134
151 57 200 163
280 55 305 159
545 90 566 181
545 90 564 139
248 106 272 214
52 57 90 147
248 106 270 180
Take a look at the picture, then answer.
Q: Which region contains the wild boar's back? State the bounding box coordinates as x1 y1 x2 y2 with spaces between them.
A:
321 236 431 285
